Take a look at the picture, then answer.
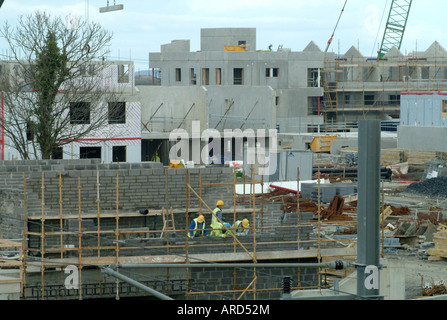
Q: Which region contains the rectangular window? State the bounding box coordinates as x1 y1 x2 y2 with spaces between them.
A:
113 146 126 162
308 68 320 87
80 147 101 160
344 95 350 105
266 68 279 78
70 102 91 124
307 97 320 115
275 96 280 106
190 68 197 85
89 64 96 76
364 94 375 106
202 68 209 85
118 64 129 83
80 64 96 77
26 121 34 141
389 95 400 105
216 68 222 85
421 67 429 80
108 102 126 124
175 68 181 82
233 68 244 85
51 147 63 160
80 65 86 76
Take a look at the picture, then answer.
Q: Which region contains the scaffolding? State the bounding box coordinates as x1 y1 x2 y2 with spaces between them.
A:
5 166 363 300
321 44 447 126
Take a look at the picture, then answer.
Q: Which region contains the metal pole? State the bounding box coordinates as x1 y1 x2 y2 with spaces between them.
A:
356 119 382 299
110 261 351 269
101 267 173 300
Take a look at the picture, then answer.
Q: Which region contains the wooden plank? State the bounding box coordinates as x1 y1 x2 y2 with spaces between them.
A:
0 239 22 248
0 279 22 284
27 207 260 220
25 248 357 268
428 248 447 258
343 193 358 204
380 206 393 223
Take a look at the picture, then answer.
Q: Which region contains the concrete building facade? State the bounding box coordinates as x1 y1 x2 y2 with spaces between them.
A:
398 91 447 152
0 60 142 163
322 41 447 126
144 28 325 168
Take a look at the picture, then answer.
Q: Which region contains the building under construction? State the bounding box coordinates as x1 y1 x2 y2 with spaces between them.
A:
321 41 447 125
0 159 360 300
3 2 447 300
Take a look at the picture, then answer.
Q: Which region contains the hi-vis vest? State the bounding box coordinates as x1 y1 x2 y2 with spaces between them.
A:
188 218 205 237
235 220 248 233
212 207 222 227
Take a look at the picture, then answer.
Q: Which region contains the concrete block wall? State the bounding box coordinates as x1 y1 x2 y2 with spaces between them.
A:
188 258 319 300
0 189 25 241
24 163 236 214
20 161 237 256
0 159 316 253
21 258 319 300
0 159 320 300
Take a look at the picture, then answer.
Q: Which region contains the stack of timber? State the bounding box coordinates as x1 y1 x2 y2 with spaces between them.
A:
341 148 436 166
428 224 447 259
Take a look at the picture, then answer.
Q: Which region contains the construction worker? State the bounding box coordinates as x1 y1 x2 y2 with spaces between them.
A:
267 44 273 51
154 152 160 162
188 215 208 239
232 219 250 236
211 200 227 237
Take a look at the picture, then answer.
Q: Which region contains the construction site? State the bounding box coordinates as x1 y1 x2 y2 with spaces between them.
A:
0 139 447 301
1 0 447 302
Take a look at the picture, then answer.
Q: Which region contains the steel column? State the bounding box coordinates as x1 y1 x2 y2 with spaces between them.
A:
356 119 382 299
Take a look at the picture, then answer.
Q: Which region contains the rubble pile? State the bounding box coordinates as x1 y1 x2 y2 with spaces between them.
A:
422 283 447 296
319 194 353 221
237 188 319 214
403 177 447 198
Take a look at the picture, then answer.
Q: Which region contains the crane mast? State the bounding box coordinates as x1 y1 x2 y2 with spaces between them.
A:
378 0 412 59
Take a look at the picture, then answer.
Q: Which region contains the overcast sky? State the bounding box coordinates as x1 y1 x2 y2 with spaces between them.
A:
0 0 444 71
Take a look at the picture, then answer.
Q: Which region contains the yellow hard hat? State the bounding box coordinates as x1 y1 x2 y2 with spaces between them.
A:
216 200 224 206
197 215 204 223
242 219 249 228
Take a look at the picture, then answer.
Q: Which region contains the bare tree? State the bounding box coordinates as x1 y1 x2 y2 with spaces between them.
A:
0 11 125 159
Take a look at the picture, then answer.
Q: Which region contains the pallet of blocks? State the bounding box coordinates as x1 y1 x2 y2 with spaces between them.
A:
428 224 447 260
381 148 437 166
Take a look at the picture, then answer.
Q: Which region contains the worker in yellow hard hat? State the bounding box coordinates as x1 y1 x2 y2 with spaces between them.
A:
232 218 250 236
188 214 208 239
211 200 228 237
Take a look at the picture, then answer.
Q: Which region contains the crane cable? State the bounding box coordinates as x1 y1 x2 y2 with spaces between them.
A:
371 0 389 57
325 0 348 52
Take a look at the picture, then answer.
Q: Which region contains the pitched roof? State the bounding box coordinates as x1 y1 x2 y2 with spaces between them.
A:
303 41 322 52
383 46 404 58
422 41 447 58
343 45 363 58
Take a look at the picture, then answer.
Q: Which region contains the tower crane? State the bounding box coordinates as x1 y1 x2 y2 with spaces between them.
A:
377 0 412 59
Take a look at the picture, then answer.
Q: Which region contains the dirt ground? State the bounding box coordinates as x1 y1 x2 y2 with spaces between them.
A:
240 180 447 299
363 182 447 299
384 250 447 299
